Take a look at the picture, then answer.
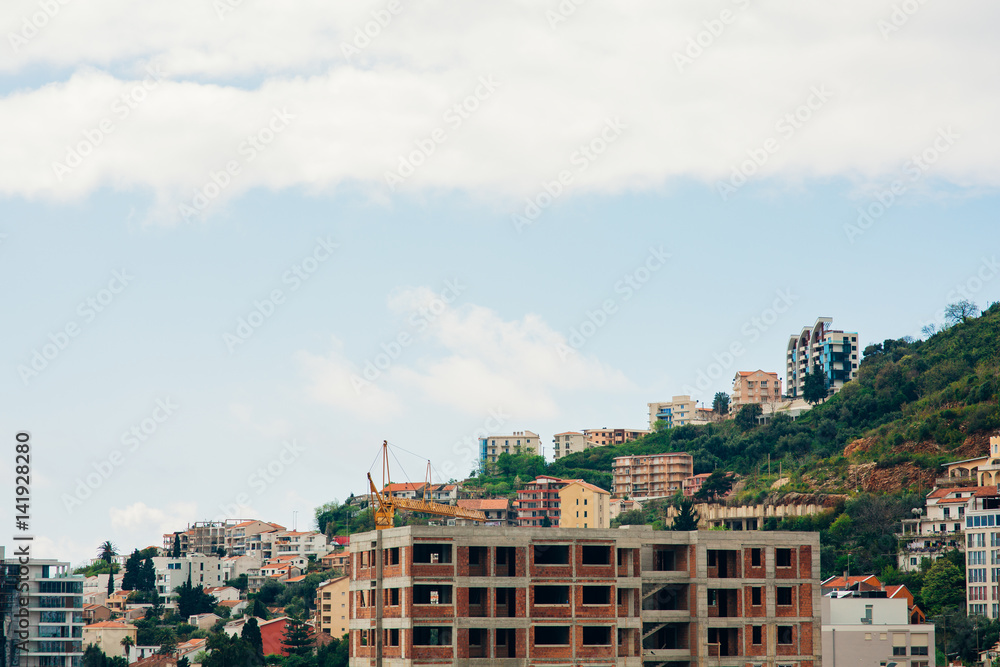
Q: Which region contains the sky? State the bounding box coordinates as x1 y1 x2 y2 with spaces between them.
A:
1 0 999 568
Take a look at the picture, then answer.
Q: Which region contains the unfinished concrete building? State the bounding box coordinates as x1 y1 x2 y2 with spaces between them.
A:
348 525 820 667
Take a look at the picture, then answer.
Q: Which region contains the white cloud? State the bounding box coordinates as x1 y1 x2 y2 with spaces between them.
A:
296 337 402 419
109 501 198 545
299 287 631 419
1 1 998 213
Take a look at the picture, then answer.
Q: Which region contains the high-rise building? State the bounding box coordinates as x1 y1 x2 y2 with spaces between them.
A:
611 452 693 499
786 318 860 399
1 557 85 667
479 431 540 470
347 524 821 666
961 484 1000 618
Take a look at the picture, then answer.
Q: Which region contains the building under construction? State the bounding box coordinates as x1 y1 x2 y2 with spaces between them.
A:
348 524 821 667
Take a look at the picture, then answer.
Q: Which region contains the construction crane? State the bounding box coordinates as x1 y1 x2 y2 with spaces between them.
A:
364 440 487 667
367 441 488 528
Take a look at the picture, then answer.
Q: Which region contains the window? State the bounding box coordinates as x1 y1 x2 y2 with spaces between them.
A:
776 549 792 567
581 626 612 646
751 548 761 567
777 626 793 645
751 587 762 606
534 586 570 605
413 627 452 646
776 587 793 606
534 544 570 565
581 545 610 565
582 586 611 605
752 626 762 644
534 626 570 645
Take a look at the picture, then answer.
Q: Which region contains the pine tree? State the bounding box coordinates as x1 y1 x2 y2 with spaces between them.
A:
141 558 156 592
172 533 181 558
670 501 699 531
241 617 264 661
281 615 315 658
107 566 115 597
121 550 141 591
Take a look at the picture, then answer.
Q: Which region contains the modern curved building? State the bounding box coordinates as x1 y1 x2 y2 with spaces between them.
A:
785 318 859 399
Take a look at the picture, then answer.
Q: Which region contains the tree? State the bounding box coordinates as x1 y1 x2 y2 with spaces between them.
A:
802 363 829 405
120 636 135 662
242 617 264 662
97 541 118 565
121 550 142 591
248 598 269 620
226 574 248 592
173 533 182 558
204 634 258 667
107 567 116 597
733 403 763 430
945 300 979 326
712 392 730 416
141 557 156 592
670 501 699 531
922 557 966 616
281 615 315 658
317 634 349 667
175 574 218 619
177 658 190 667
694 470 734 502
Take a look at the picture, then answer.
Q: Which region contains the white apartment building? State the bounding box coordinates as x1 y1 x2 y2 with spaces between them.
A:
152 555 227 597
246 530 330 561
786 317 860 399
647 396 712 429
551 432 597 460
1 556 85 667
478 430 540 469
822 593 934 667
897 486 973 571
225 520 284 555
963 486 1000 618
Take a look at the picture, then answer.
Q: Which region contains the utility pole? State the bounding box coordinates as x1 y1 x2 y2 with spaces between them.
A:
376 529 383 667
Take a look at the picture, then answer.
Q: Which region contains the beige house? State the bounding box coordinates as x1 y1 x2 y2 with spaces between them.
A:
551 431 598 460
558 480 610 529
315 576 350 639
975 437 1000 485
479 430 540 468
730 370 782 414
611 452 693 499
648 396 713 429
581 427 650 447
188 612 221 630
83 621 137 659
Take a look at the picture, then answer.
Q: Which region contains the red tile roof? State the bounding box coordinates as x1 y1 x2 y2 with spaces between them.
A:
85 621 133 629
458 499 509 511
821 574 882 589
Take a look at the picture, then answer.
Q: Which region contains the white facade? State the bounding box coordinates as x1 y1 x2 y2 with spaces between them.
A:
551 432 597 460
822 595 934 667
152 555 226 597
1 557 85 667
248 530 329 560
962 488 1000 618
648 396 711 429
897 487 972 572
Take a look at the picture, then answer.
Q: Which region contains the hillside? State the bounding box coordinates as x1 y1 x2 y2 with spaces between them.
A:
549 301 1000 496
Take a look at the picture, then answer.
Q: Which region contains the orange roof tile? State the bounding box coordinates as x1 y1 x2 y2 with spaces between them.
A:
85 621 133 629
458 499 509 511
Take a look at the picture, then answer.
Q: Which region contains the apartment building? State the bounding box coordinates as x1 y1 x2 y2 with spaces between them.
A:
786 317 860 399
896 485 974 571
226 520 284 555
151 555 227 596
611 452 694 500
731 371 782 413
648 396 714 430
479 431 540 470
559 480 611 529
552 432 597 460
246 530 329 560
1 557 85 667
582 428 651 448
961 485 1000 618
348 524 821 667
973 437 1000 486
516 476 570 527
822 592 934 667
162 520 235 556
455 499 516 526
315 576 350 638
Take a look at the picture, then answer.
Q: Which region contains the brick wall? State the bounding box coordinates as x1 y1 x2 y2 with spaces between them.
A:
798 545 812 578
743 547 766 579
799 583 813 617
775 546 798 580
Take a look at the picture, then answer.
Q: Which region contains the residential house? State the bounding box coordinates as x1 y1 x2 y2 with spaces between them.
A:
203 586 240 602
558 480 611 529
188 613 221 630
455 498 514 526
83 603 112 624
315 576 350 639
82 621 137 659
648 396 713 429
897 485 977 571
730 370 783 414
551 432 597 460
822 590 933 667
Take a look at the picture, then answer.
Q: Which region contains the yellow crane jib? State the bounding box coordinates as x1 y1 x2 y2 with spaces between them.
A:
367 472 487 529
